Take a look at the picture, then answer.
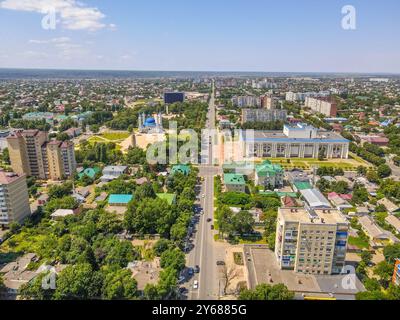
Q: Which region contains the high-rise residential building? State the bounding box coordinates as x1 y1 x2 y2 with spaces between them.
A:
7 130 76 180
241 109 287 124
231 96 260 108
275 207 349 275
261 96 278 110
305 97 338 117
0 170 31 226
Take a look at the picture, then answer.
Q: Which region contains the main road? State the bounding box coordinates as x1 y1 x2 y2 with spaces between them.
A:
187 81 224 300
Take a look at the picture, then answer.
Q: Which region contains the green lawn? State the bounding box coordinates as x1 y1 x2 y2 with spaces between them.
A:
100 132 130 141
348 236 370 249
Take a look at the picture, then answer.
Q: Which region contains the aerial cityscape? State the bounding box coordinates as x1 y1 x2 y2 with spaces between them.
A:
0 0 400 308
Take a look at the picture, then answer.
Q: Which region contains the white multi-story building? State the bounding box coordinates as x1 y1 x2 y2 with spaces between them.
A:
275 207 349 275
0 170 31 226
241 123 349 159
305 97 337 117
231 96 260 108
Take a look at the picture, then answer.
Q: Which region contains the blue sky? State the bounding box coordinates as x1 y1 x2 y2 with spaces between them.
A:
0 0 399 72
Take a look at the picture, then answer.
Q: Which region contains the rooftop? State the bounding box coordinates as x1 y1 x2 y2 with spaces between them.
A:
300 188 331 209
108 194 133 205
279 207 348 225
224 173 246 185
242 130 348 143
256 160 283 176
0 170 24 184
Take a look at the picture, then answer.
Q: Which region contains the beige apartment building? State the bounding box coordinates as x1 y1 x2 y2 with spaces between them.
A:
7 130 76 180
275 207 348 275
304 97 337 117
0 170 31 226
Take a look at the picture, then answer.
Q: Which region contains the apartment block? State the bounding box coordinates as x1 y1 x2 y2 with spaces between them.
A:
0 170 31 226
275 207 348 275
261 96 278 110
231 96 260 108
7 130 76 180
305 97 337 117
241 109 287 124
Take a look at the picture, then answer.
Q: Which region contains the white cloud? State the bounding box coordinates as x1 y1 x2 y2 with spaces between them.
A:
29 36 71 44
0 0 113 31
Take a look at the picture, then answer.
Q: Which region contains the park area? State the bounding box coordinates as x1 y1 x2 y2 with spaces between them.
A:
264 155 371 171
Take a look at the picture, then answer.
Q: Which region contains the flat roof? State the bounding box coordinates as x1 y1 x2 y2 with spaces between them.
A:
279 207 347 225
242 130 348 143
108 194 133 204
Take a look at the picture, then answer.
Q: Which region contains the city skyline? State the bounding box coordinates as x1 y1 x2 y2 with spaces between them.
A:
0 0 400 73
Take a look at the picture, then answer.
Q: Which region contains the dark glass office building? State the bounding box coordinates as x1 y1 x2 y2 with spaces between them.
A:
164 92 185 104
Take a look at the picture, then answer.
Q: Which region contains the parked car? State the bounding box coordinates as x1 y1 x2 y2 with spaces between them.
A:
188 268 194 276
194 265 200 273
211 225 214 230
207 218 212 222
216 261 225 266
193 280 199 289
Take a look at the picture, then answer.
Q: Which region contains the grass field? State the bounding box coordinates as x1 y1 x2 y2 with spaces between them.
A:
348 236 370 249
100 132 130 141
263 157 368 170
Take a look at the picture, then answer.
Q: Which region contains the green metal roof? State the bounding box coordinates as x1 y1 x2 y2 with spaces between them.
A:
156 193 177 205
171 164 190 176
78 167 101 179
256 160 283 177
293 181 313 190
223 173 246 185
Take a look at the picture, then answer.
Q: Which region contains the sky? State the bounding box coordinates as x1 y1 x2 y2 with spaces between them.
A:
0 0 399 73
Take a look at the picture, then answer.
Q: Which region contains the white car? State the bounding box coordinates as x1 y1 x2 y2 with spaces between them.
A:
193 280 199 290
202 194 205 198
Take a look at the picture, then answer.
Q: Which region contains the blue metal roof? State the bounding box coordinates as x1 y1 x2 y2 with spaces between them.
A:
108 194 133 204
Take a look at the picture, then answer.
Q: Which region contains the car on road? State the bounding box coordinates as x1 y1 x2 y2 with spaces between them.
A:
211 225 214 230
216 261 225 266
206 218 212 222
202 194 205 198
178 276 186 284
193 280 199 290
194 265 200 273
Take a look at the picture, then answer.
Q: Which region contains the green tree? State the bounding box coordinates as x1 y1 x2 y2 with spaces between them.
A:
383 244 400 264
160 248 186 273
19 272 55 300
54 264 103 300
377 164 392 178
239 283 294 300
231 211 255 236
373 261 394 288
101 268 137 300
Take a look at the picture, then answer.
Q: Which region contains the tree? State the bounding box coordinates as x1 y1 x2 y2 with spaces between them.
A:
366 170 380 183
54 264 103 300
134 183 156 201
102 268 137 300
19 272 55 300
160 248 186 273
383 243 400 264
125 198 175 236
357 166 367 176
356 290 387 300
1 148 10 165
221 265 240 295
377 164 392 178
215 205 233 238
153 239 173 257
363 278 381 292
360 250 372 265
48 182 73 199
239 283 294 300
231 211 255 236
373 261 393 288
